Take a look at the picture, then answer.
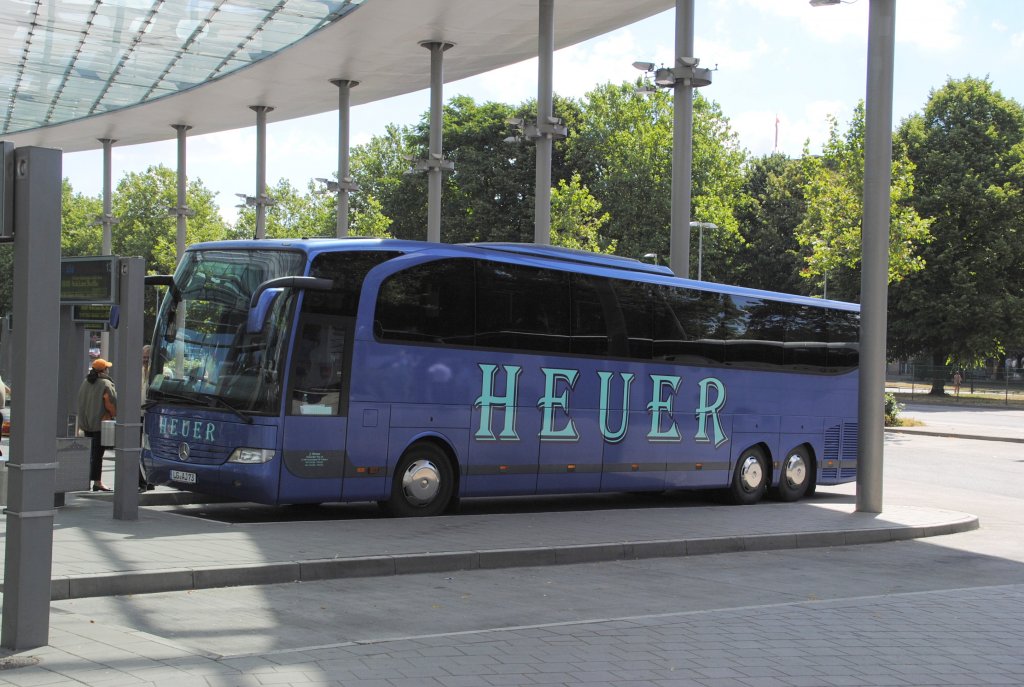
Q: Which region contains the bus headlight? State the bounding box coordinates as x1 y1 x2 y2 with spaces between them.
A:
227 448 275 464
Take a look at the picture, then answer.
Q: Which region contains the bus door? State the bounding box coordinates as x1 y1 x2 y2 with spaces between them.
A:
279 314 352 503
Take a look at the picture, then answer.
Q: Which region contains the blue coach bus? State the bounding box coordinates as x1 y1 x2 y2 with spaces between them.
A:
142 239 859 516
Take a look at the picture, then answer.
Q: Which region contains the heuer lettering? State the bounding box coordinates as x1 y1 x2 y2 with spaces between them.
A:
158 416 217 443
475 363 728 448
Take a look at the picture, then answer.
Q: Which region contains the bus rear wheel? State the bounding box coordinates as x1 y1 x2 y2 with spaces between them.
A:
728 447 768 505
775 446 812 502
384 443 455 517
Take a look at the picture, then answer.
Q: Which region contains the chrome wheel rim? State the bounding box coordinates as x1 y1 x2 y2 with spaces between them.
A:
784 453 807 489
402 459 441 506
738 455 763 492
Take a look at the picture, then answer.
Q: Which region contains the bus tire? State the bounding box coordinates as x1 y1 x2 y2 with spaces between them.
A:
385 443 455 517
728 446 768 505
775 446 811 502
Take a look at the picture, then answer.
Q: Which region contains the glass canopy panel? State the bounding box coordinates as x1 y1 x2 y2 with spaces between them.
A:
1 0 369 135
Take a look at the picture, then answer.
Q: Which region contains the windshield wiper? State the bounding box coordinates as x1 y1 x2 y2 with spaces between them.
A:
144 388 196 409
198 393 253 424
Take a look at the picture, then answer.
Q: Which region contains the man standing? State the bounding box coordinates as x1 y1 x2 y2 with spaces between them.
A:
77 358 117 492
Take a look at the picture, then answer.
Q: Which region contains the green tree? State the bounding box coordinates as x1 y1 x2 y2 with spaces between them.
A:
733 154 807 294
233 179 331 239
60 179 104 256
795 102 931 302
349 123 424 241
889 77 1024 392
566 84 745 278
549 173 615 253
233 177 393 240
104 165 227 275
350 95 581 244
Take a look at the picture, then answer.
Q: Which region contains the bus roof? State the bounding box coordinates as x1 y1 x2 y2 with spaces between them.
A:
184 238 859 313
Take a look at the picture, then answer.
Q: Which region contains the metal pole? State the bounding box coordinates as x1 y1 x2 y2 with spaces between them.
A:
113 257 144 521
698 224 703 280
2 146 62 650
173 124 190 261
99 138 115 360
534 0 554 245
251 105 273 239
99 138 114 256
670 0 694 278
422 42 452 243
331 79 358 238
856 0 895 514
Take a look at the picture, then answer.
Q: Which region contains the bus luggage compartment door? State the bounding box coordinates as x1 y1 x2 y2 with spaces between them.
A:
279 414 347 504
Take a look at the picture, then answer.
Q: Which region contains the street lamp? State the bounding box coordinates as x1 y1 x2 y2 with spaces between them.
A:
633 27 716 278
643 252 660 265
690 221 718 281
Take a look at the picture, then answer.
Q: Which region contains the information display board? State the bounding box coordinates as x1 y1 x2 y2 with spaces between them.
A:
60 256 118 304
71 304 113 323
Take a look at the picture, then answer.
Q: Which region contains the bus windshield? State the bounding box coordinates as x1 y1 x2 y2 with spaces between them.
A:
149 248 306 414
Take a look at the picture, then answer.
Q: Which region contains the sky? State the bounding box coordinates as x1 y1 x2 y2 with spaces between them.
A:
61 0 1024 224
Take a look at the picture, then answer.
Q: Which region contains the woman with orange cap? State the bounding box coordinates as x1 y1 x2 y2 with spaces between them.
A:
76 358 117 492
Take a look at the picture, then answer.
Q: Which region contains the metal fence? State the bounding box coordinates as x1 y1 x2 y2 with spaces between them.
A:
886 363 1024 404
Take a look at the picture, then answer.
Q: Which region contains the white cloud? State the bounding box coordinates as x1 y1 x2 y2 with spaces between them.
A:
895 0 965 51
729 0 869 44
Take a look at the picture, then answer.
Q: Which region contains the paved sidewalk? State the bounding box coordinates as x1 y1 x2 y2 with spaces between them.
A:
2 489 978 601
0 492 984 686
0 401 1009 685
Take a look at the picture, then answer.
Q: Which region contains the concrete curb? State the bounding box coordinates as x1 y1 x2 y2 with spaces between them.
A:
884 427 1024 444
42 513 979 601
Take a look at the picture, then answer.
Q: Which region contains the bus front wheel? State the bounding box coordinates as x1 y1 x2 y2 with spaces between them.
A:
728 447 768 505
384 443 455 517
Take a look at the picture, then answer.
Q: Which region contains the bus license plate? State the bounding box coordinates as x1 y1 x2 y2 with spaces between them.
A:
170 470 197 484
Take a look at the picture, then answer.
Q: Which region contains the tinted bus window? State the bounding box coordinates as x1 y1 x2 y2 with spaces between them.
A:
653 285 692 361
725 297 786 367
376 260 475 344
610 279 653 360
306 251 400 317
570 274 612 357
477 262 570 353
785 305 828 370
828 310 860 371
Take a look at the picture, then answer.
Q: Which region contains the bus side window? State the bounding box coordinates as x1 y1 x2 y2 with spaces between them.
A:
785 305 829 371
570 274 612 357
376 260 474 344
476 262 569 354
609 280 653 360
289 318 346 416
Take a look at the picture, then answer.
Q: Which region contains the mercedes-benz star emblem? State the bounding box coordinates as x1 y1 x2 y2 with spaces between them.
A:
178 442 191 462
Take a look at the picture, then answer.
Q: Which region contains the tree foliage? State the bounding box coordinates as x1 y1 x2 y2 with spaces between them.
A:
549 173 615 254
795 102 932 302
107 165 227 276
733 153 807 294
888 77 1024 387
565 85 745 278
232 177 393 240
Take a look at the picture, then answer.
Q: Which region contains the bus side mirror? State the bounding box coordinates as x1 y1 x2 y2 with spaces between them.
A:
245 276 334 334
145 275 174 287
247 288 283 334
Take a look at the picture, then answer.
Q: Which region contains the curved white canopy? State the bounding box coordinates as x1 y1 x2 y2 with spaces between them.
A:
2 0 671 153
